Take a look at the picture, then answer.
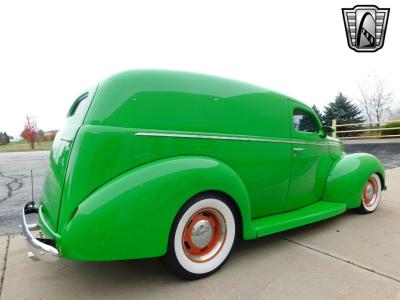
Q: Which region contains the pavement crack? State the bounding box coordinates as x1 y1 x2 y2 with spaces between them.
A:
0 172 28 205
279 236 400 284
0 235 10 298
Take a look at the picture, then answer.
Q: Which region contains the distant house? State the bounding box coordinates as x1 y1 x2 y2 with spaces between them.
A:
43 130 58 141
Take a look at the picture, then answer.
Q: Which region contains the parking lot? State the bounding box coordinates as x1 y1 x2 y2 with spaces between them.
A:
0 149 400 299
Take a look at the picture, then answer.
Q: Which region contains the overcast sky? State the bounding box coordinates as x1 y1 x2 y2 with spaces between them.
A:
0 0 399 138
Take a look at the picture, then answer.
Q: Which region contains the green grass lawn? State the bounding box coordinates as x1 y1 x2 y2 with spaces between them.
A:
0 140 53 152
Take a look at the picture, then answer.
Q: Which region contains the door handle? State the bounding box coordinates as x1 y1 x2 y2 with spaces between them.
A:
293 147 304 156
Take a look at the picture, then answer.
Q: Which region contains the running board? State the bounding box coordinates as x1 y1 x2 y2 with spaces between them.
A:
253 201 347 238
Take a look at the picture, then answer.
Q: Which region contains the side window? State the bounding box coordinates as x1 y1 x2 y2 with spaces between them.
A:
67 92 90 117
65 92 92 126
293 109 318 133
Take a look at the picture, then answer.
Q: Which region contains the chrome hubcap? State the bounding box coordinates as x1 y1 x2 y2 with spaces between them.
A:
182 208 227 262
191 220 213 248
365 183 374 200
362 177 379 207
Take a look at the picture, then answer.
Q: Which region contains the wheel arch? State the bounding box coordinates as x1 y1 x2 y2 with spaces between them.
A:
202 190 243 230
172 189 244 238
376 171 385 190
58 155 253 261
322 153 385 209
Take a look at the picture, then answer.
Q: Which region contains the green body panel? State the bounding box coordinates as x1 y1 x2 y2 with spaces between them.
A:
85 70 287 138
322 153 385 208
57 125 292 234
37 70 385 261
40 87 97 230
59 156 252 260
254 201 346 237
40 135 72 230
327 136 346 160
286 100 334 210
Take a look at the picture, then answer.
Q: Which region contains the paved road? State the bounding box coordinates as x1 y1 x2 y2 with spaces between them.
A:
0 141 399 236
0 151 49 236
344 138 400 144
1 167 399 299
345 141 400 170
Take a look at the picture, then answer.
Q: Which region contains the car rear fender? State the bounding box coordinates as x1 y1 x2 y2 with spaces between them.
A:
58 156 252 261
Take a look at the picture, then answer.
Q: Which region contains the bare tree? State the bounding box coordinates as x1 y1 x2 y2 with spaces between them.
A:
358 75 394 128
388 107 400 120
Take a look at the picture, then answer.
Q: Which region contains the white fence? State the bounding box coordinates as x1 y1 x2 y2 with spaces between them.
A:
332 119 400 140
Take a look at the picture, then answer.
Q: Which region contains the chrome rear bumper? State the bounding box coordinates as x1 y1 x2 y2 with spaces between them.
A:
21 201 59 262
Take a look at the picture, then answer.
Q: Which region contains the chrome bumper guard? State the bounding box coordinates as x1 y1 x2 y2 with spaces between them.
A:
21 201 59 262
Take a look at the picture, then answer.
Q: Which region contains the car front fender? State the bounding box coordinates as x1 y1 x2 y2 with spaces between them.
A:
322 153 385 209
58 156 252 261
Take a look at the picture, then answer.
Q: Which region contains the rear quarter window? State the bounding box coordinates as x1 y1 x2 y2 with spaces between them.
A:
67 92 89 117
64 90 94 127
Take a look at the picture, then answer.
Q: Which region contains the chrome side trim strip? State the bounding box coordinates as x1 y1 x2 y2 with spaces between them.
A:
135 132 340 147
136 132 291 143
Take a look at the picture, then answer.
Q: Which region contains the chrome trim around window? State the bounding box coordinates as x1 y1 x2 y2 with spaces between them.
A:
135 132 340 147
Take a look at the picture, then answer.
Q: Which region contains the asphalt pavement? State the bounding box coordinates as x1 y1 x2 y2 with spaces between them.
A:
344 140 400 170
0 140 399 236
0 167 399 299
0 142 399 299
0 151 49 236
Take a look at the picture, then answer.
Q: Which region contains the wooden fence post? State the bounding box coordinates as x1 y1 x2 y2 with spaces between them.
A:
332 119 337 138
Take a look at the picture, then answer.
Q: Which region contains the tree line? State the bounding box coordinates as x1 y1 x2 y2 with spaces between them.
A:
0 115 56 149
312 75 397 137
0 132 12 145
312 93 364 137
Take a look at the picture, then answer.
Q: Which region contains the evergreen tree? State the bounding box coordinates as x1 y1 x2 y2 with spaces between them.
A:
312 105 324 124
298 114 316 132
323 93 364 137
4 132 10 144
0 132 10 145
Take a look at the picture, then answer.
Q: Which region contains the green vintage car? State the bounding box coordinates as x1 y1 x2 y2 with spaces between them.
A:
22 70 385 279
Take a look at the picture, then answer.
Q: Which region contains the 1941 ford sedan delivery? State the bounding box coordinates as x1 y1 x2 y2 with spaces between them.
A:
22 70 385 279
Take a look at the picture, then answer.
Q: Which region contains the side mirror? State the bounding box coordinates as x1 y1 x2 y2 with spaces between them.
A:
320 126 335 137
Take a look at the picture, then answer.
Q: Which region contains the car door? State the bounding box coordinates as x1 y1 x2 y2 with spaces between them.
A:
285 100 334 211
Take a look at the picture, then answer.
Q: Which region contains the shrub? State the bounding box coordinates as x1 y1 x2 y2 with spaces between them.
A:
382 121 400 136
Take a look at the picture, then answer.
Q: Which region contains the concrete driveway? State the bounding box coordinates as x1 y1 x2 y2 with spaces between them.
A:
0 165 399 299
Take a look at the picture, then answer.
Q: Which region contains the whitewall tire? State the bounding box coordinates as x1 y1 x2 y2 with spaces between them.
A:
359 173 382 214
164 194 237 279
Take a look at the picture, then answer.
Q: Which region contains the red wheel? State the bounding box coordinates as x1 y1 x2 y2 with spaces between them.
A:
182 208 227 263
164 194 237 280
359 174 382 214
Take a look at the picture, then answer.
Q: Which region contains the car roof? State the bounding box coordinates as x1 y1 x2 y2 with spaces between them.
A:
97 69 271 99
